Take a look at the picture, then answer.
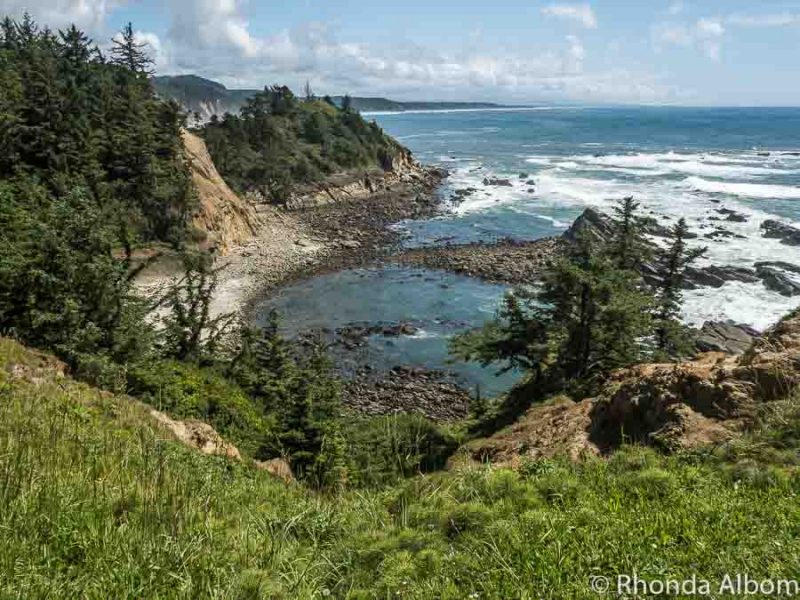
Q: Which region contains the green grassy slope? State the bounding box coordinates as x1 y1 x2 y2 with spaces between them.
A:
2 337 800 599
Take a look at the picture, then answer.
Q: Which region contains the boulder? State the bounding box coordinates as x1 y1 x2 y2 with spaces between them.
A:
150 409 241 460
254 458 295 483
694 321 758 354
483 177 513 187
756 263 800 297
761 220 800 246
682 265 760 289
717 208 748 223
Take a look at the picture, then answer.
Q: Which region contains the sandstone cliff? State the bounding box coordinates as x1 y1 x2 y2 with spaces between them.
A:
282 147 432 210
465 309 800 466
183 130 260 254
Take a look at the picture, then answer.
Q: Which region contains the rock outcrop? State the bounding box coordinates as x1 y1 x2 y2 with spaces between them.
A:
465 310 800 466
282 148 439 210
694 321 759 354
761 220 800 246
149 408 242 460
183 130 261 254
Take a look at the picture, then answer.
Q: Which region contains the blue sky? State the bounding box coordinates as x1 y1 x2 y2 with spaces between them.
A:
3 0 800 105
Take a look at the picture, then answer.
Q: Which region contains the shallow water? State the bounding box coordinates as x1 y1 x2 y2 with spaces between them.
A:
259 266 519 397
264 107 800 395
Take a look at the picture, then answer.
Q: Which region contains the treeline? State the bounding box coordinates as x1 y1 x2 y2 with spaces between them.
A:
0 16 193 244
201 87 404 202
454 198 705 429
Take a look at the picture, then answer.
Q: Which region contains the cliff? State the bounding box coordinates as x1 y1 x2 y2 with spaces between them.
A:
282 147 433 210
182 130 260 254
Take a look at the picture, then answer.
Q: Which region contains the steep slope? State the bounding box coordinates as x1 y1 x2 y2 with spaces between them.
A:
466 309 800 465
182 130 260 254
4 337 800 598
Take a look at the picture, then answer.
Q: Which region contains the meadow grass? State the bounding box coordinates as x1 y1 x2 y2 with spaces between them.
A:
1 338 800 599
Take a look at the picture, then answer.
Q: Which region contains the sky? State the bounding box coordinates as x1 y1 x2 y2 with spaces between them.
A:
2 0 800 106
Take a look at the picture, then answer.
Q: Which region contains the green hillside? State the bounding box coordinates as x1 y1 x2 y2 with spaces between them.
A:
199 87 407 202
3 337 800 598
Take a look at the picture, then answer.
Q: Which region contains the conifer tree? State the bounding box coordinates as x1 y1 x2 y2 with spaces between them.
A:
655 218 707 355
610 196 650 270
110 22 153 75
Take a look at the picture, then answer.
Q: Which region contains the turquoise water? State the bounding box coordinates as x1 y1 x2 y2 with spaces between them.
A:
261 107 800 394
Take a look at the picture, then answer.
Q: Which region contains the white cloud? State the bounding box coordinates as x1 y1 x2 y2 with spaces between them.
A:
654 17 724 62
541 3 597 29
696 17 724 37
0 0 124 34
727 13 800 28
0 0 682 104
667 1 684 17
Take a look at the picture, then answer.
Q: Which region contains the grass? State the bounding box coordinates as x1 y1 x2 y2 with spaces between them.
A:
2 337 800 598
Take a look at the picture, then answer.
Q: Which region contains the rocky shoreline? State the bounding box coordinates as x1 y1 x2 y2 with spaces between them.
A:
391 237 563 285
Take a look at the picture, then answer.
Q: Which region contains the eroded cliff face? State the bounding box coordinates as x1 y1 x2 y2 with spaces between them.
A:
282 148 435 210
182 131 261 255
464 310 800 467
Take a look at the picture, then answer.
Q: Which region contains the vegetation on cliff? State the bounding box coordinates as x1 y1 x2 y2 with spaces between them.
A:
200 86 406 203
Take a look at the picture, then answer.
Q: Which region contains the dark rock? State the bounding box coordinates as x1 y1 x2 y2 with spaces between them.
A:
451 187 478 203
761 220 800 246
518 172 529 179
483 177 513 187
755 261 800 275
562 208 616 244
683 265 760 289
755 264 800 297
694 321 759 355
717 208 748 223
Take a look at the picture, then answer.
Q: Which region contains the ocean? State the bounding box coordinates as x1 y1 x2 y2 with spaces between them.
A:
262 106 800 395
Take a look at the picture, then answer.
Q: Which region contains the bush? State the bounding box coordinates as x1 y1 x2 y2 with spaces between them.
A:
127 359 273 456
345 414 459 487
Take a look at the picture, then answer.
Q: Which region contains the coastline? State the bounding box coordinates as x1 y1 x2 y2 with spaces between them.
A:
134 159 447 321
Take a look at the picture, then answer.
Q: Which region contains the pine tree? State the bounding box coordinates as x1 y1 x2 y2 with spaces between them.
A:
610 196 650 270
110 22 153 75
159 253 236 363
655 218 707 355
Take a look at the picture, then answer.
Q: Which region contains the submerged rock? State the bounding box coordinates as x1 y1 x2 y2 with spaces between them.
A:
483 177 513 187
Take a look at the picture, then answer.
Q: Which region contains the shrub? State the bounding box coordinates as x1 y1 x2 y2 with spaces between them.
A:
127 359 272 456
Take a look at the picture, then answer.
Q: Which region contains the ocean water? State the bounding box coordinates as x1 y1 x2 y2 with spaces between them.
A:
262 107 800 394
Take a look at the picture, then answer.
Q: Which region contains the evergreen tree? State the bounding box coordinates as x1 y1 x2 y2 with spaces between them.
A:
655 218 707 356
610 196 650 270
159 253 236 363
110 22 153 75
341 94 353 112
453 200 656 397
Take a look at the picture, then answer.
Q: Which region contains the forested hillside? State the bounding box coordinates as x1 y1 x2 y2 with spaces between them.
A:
0 17 193 245
200 87 405 202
